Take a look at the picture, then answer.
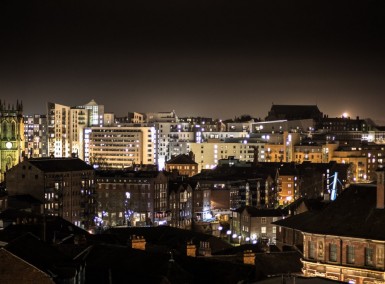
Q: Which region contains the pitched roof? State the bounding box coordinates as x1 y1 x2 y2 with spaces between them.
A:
95 169 164 179
0 212 89 244
274 183 385 240
104 226 232 254
7 194 43 205
235 206 288 217
266 104 322 121
166 154 197 165
27 158 94 172
4 233 80 279
254 251 303 276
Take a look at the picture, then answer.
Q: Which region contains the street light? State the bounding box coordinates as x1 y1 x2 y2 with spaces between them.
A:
226 230 231 243
217 225 223 238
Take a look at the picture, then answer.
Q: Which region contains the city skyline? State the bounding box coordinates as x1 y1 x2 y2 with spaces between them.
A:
1 0 385 122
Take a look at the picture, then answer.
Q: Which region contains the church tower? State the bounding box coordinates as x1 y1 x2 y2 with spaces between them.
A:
0 100 25 182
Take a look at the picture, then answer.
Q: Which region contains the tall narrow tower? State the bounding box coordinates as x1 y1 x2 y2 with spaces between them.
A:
0 100 25 182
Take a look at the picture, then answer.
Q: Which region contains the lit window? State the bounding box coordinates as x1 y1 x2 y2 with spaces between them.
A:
377 247 384 265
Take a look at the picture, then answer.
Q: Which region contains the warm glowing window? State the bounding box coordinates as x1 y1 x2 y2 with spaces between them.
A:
377 247 384 265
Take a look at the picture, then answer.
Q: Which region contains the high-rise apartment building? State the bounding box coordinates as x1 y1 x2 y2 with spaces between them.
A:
24 114 48 158
82 99 105 126
47 100 104 159
84 125 156 169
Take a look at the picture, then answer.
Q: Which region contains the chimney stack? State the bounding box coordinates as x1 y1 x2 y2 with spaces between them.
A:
186 241 196 257
243 250 256 265
129 235 146 250
375 168 385 209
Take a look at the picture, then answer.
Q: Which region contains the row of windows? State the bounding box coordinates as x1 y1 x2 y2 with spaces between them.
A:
308 242 382 266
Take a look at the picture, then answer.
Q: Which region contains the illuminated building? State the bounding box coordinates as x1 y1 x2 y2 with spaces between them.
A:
231 206 288 245
169 181 193 229
330 147 368 183
47 100 105 160
189 139 265 172
47 102 87 159
264 132 300 163
155 121 194 170
95 170 168 227
24 114 48 158
0 100 25 182
82 99 104 126
294 144 324 163
5 158 96 229
165 153 198 177
84 125 155 169
145 110 178 123
276 165 300 206
274 168 385 283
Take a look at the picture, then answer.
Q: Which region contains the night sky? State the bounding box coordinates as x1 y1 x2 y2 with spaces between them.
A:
1 0 385 122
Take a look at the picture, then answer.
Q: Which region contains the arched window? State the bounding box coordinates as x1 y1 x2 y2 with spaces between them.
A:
2 122 7 139
11 121 16 138
6 156 13 171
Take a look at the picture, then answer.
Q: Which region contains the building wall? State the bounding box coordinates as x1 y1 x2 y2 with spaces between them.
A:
85 126 155 169
277 175 299 206
6 160 96 229
165 163 198 177
294 145 323 163
95 171 168 227
331 153 367 182
47 103 71 158
0 102 25 182
6 163 45 201
233 211 281 244
24 114 48 159
190 141 261 172
169 184 193 229
303 233 385 283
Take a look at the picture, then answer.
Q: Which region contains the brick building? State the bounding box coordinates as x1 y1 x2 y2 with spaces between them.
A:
5 158 96 229
274 168 385 283
95 170 168 227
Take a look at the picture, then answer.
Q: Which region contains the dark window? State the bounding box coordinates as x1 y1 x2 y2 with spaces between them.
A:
347 245 355 264
365 247 374 266
308 241 316 259
329 243 337 262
